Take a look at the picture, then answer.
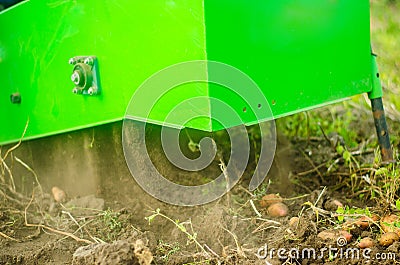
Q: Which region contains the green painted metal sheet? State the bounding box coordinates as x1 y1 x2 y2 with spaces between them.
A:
1 0 374 144
0 0 208 144
205 0 372 130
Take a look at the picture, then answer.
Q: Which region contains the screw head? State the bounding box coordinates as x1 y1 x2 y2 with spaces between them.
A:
10 92 21 104
87 87 96 95
84 57 93 66
68 58 76 65
71 71 80 85
72 88 79 94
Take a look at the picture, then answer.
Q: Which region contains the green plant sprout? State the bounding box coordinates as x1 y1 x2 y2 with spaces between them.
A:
146 209 210 258
336 206 372 223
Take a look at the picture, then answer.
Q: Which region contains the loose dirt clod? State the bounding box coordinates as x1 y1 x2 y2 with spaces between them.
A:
379 232 400 247
72 239 153 265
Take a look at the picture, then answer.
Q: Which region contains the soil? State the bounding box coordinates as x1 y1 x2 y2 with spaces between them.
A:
0 118 399 265
1 2 400 263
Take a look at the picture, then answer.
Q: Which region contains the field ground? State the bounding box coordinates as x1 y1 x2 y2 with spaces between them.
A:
1 1 400 264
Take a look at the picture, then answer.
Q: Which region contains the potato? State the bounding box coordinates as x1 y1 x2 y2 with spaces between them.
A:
359 237 374 249
339 230 353 242
317 230 352 243
51 186 67 203
355 215 379 229
260 194 283 208
289 217 300 228
317 230 337 241
379 232 400 247
324 199 344 211
380 215 400 237
267 202 289 217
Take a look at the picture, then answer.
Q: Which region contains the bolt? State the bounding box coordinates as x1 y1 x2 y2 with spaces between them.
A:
87 87 97 95
71 71 80 85
88 87 95 96
10 92 21 104
68 58 76 65
72 88 79 94
84 57 93 66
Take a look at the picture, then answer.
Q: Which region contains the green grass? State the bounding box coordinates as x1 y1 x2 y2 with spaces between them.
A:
277 0 400 148
372 0 400 98
274 0 400 208
371 1 400 134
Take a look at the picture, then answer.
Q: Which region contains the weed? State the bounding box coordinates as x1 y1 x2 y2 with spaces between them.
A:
336 145 360 173
253 182 271 200
93 208 122 242
335 206 372 223
101 208 122 231
157 240 181 262
146 208 211 258
183 261 211 265
382 220 400 230
369 162 400 209
277 106 358 147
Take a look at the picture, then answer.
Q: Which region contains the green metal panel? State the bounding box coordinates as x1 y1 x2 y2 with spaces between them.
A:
0 0 374 144
0 0 208 144
205 0 372 130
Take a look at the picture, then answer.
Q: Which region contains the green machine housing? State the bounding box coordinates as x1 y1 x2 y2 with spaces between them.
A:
0 0 392 160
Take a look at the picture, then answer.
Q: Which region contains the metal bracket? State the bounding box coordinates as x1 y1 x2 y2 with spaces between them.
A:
366 51 394 163
69 56 100 96
371 97 394 163
368 53 383 100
